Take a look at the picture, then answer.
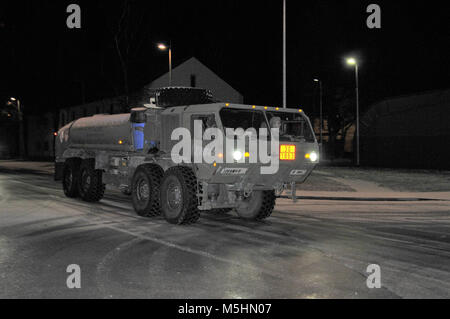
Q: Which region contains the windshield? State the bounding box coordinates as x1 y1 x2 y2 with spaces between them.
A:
219 108 269 137
266 111 316 142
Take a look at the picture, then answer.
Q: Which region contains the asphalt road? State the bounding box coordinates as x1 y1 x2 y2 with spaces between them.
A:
1 170 449 298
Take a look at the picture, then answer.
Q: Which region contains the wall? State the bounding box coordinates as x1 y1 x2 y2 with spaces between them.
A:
26 113 56 159
147 57 243 104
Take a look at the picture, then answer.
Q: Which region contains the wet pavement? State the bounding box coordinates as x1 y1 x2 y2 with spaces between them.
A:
0 168 449 298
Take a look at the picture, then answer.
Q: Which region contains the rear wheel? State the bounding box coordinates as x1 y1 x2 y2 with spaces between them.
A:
235 190 276 220
78 159 105 202
131 164 164 217
160 166 200 225
62 159 80 198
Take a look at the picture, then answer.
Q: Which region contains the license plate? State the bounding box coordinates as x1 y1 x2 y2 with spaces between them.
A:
220 168 248 175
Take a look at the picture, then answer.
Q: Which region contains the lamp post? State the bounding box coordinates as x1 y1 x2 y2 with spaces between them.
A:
346 57 360 166
313 79 323 147
157 42 172 86
10 97 25 158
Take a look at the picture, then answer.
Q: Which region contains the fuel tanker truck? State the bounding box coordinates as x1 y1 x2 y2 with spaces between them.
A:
55 87 319 224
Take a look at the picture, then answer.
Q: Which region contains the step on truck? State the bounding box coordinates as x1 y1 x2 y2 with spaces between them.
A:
55 87 319 224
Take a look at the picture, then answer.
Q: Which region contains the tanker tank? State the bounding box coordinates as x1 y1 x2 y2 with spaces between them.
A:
68 114 135 152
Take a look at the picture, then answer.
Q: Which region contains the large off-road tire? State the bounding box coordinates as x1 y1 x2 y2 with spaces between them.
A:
62 159 81 198
78 159 105 202
235 190 276 221
131 164 164 217
160 166 200 225
154 87 214 107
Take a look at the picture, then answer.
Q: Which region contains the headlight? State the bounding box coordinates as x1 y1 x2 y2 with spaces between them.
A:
309 151 318 162
233 151 243 161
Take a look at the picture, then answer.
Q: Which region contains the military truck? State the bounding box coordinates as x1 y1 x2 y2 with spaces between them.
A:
55 87 319 224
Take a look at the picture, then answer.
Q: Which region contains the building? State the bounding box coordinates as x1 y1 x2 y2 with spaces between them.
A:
58 96 126 128
57 57 243 128
3 57 242 160
20 56 242 160
360 89 450 169
146 57 243 104
25 113 56 159
0 117 19 158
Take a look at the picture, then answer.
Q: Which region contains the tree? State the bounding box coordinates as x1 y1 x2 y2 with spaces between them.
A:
327 87 355 158
101 1 150 112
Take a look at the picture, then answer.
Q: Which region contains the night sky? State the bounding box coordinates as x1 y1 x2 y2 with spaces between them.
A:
1 0 450 116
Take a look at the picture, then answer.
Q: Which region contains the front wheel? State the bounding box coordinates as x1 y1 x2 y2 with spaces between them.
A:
160 166 200 225
131 164 164 217
235 190 276 221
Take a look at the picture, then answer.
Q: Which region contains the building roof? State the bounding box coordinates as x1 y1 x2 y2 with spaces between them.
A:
147 57 242 96
361 88 450 135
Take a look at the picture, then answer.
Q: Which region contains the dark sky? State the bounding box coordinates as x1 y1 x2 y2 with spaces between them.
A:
1 0 450 116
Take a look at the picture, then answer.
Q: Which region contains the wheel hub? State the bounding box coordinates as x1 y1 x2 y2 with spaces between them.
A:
167 182 182 210
137 179 150 201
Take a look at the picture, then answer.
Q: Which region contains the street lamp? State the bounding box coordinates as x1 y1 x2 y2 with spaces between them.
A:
346 57 360 166
157 42 172 86
313 79 323 148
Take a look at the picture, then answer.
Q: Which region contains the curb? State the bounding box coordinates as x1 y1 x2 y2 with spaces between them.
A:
278 195 447 202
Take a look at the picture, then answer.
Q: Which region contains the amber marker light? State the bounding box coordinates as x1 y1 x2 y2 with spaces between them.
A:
280 145 296 160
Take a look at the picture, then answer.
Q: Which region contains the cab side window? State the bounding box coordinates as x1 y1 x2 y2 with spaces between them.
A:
190 114 217 132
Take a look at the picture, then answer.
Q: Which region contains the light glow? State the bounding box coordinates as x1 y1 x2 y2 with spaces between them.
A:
233 151 243 161
310 151 318 162
157 43 168 50
346 58 357 65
